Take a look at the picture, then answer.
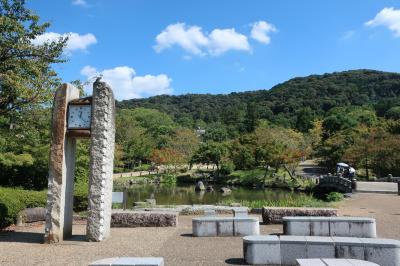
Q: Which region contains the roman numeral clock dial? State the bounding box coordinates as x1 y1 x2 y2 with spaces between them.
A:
68 105 92 129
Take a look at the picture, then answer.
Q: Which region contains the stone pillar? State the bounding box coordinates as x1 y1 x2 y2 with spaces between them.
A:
86 80 116 241
44 84 79 243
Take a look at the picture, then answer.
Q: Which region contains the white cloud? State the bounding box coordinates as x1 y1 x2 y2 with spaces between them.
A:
250 20 277 44
80 65 172 100
154 23 209 55
208 28 250 55
72 0 88 7
32 32 97 53
154 23 250 56
365 7 400 37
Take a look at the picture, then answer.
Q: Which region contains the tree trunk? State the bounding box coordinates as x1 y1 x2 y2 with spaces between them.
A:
283 164 295 180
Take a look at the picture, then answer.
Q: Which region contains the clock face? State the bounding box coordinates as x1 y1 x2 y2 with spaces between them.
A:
68 105 91 129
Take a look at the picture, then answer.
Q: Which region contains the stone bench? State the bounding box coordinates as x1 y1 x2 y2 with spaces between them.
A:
296 258 379 266
283 216 376 238
192 216 259 237
232 207 248 217
89 257 164 266
243 235 400 266
111 211 178 227
263 207 338 224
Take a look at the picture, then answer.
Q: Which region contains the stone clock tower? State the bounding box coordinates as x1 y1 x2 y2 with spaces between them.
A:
44 79 115 243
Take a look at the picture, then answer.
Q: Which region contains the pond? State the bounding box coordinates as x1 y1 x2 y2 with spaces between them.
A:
114 183 309 207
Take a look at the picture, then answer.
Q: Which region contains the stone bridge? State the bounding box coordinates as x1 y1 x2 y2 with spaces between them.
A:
315 175 353 193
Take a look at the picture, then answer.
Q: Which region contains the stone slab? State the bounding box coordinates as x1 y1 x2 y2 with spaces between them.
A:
323 259 379 266
297 258 379 266
192 217 259 237
333 237 364 260
283 216 377 238
306 236 335 259
89 257 164 266
296 258 327 266
111 211 178 228
234 218 260 236
360 238 400 266
280 235 307 265
232 207 248 217
243 235 280 265
243 235 400 265
263 207 337 224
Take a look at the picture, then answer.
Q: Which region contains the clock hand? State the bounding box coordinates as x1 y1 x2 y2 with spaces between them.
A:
79 111 82 118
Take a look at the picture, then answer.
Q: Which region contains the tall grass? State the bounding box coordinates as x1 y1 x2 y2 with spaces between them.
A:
219 194 331 209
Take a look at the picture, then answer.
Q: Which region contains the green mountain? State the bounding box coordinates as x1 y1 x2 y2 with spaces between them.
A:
118 69 400 131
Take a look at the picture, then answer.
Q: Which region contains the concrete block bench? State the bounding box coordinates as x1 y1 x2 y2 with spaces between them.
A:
89 257 164 266
243 235 400 266
296 258 379 266
192 216 259 237
232 207 248 217
283 216 376 238
111 210 178 227
262 207 338 224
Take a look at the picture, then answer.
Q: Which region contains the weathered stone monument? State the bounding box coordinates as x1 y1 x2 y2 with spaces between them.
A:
44 79 115 243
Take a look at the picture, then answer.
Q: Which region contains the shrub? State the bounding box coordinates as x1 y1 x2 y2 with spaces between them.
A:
73 182 89 212
0 187 46 229
220 160 235 175
326 192 344 202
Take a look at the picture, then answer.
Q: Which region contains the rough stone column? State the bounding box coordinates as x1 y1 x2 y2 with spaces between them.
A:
44 84 79 243
86 80 116 241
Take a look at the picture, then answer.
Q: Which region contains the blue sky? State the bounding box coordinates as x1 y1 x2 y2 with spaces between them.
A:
29 0 400 100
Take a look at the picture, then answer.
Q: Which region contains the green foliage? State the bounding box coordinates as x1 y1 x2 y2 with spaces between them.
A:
191 141 227 170
0 0 67 116
0 187 46 229
118 70 400 132
220 160 235 175
386 106 400 120
219 194 330 208
162 173 177 185
326 192 344 202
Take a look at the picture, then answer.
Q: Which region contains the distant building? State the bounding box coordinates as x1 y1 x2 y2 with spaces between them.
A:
195 127 205 137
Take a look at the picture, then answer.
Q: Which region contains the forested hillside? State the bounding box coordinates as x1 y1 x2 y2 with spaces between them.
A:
118 70 400 132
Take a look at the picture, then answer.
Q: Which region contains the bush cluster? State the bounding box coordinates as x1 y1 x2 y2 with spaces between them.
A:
0 187 46 229
0 184 89 229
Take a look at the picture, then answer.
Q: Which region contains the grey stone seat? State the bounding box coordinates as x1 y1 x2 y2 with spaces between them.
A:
296 258 379 266
243 235 400 266
192 216 259 237
283 216 377 238
89 257 164 266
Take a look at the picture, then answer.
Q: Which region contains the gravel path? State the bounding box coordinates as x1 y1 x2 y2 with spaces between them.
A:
0 193 399 266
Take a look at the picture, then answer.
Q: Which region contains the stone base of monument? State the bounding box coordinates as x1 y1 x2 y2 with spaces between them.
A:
89 257 164 266
110 210 178 227
243 235 400 265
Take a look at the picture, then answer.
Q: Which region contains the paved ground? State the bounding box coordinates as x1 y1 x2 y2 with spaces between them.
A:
295 159 328 178
0 193 399 266
355 181 399 194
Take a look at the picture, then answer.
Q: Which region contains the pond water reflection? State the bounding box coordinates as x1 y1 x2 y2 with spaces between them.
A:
115 183 308 207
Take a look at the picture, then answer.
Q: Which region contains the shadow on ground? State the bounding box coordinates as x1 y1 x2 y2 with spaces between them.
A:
225 258 246 265
0 231 43 243
0 231 87 243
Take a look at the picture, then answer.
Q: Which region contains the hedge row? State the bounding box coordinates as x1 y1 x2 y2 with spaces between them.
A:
0 187 47 229
0 183 89 229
